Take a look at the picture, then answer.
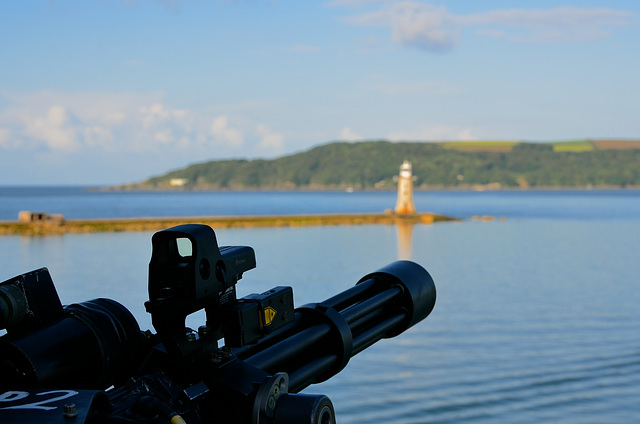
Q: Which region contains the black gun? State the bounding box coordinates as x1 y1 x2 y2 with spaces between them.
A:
0 224 436 424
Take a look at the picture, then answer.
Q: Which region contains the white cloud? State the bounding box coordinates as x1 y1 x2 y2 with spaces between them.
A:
154 129 175 145
104 111 127 125
389 3 457 52
0 91 295 162
341 2 633 52
345 2 459 53
458 7 633 43
2 91 155 125
210 116 244 147
387 125 477 141
256 124 284 151
140 103 188 129
24 105 79 151
83 126 113 148
0 91 291 184
339 127 362 141
140 103 170 128
0 127 10 147
0 91 227 154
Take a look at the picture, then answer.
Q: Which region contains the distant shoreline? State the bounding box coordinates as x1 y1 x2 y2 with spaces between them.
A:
0 212 459 236
1 184 638 191
95 185 640 192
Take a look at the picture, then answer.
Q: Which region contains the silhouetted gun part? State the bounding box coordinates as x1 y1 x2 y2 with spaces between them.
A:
146 224 257 358
0 224 436 424
235 260 436 392
0 268 62 333
0 268 141 390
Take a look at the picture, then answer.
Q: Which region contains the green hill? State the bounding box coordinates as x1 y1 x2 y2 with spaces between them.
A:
119 139 640 190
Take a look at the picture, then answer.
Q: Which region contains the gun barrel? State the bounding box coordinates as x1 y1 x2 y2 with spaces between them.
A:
235 260 435 392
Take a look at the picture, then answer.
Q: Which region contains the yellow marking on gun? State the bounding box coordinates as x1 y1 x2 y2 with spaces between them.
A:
263 306 277 327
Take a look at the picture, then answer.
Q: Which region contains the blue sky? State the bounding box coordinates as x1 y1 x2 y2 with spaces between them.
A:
1 0 638 185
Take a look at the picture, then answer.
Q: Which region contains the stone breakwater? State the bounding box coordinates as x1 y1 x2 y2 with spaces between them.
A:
0 213 458 236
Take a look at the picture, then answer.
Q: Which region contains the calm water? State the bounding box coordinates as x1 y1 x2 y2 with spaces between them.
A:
1 186 640 221
1 187 639 423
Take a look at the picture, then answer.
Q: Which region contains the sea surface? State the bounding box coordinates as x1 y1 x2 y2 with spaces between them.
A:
1 187 639 423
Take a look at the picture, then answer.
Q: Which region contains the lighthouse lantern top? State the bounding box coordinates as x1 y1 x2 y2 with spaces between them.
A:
400 160 412 178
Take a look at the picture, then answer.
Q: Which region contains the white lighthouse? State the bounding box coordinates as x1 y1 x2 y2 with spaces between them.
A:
394 160 417 214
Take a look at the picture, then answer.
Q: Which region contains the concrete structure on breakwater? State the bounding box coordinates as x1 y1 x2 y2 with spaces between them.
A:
0 212 458 236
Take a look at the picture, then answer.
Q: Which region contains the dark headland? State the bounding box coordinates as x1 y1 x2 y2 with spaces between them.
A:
111 140 640 191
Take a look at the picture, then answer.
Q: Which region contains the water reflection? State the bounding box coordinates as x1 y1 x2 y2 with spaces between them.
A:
396 221 414 260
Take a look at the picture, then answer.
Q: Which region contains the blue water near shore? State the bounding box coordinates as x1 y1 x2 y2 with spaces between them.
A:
1 187 639 423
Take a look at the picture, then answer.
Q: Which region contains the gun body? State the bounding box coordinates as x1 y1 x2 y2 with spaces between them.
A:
0 225 436 424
